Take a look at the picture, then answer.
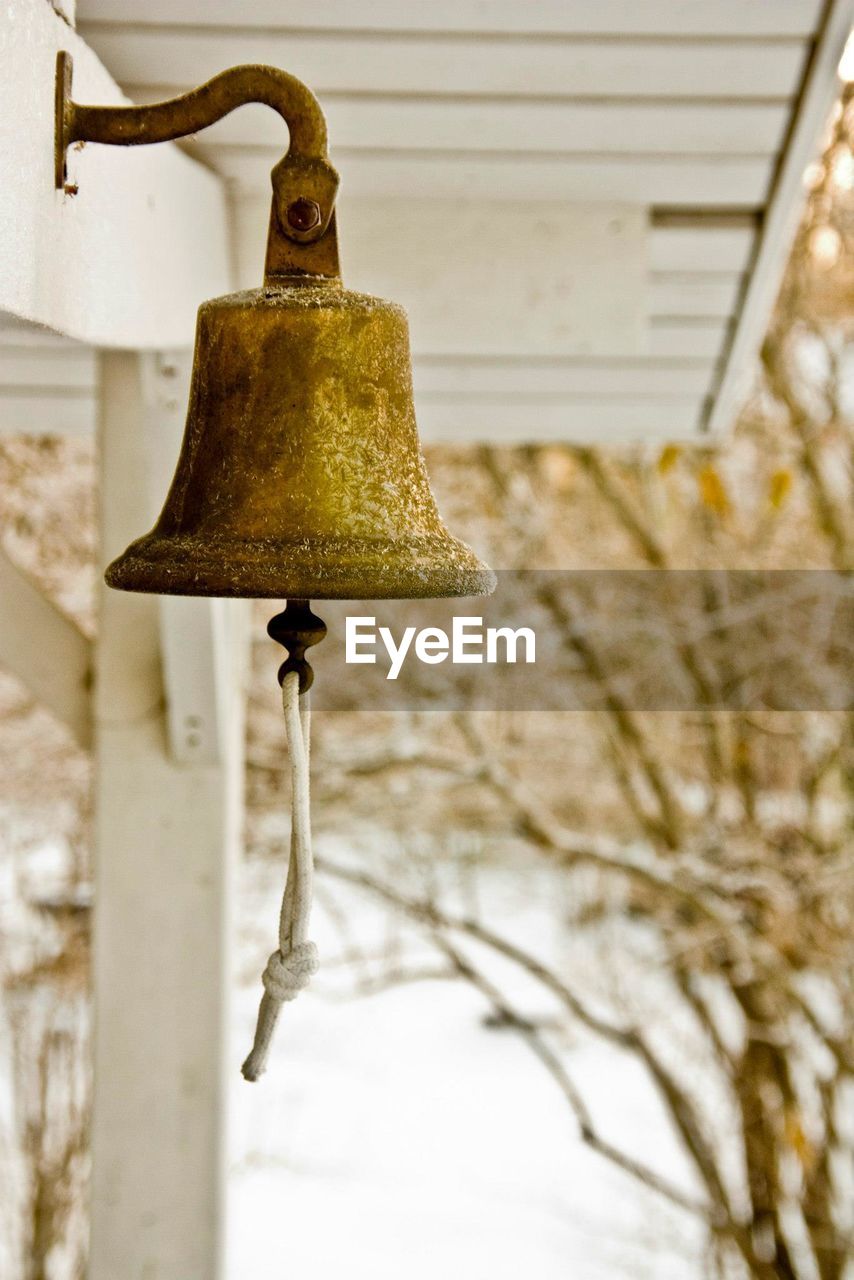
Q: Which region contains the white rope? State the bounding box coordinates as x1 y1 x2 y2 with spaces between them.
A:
242 670 318 1082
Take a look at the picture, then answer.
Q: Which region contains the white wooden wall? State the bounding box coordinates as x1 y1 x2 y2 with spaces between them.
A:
91 353 245 1280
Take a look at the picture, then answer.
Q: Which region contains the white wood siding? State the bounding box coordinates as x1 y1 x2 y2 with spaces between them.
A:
76 1 828 39
75 29 809 99
0 0 230 349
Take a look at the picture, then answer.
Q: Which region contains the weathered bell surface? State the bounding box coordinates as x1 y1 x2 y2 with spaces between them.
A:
105 282 495 599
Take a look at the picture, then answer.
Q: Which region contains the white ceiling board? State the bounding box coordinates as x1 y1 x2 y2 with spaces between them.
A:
124 88 787 158
221 150 774 205
0 0 230 348
77 28 807 100
650 274 743 319
77 1 825 39
649 320 730 361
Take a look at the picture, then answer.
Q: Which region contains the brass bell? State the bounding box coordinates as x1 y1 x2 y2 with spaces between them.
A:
53 55 495 603
55 57 492 601
105 279 495 600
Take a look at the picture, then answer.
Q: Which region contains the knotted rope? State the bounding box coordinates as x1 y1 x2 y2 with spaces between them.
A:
242 670 317 1082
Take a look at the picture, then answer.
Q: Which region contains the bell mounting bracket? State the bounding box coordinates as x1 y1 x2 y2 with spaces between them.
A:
54 51 340 282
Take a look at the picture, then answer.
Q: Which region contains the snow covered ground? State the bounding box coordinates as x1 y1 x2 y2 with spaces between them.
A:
228 839 707 1280
0 811 711 1278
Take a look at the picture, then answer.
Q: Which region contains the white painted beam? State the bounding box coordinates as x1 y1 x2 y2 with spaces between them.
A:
238 196 649 358
0 549 93 747
0 0 229 348
706 0 854 433
140 350 243 766
340 200 647 359
90 351 245 1280
239 197 763 294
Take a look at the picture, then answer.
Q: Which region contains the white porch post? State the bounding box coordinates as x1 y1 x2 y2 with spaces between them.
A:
90 351 245 1280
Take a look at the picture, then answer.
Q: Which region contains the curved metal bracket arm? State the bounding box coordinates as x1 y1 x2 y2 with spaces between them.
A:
55 52 340 281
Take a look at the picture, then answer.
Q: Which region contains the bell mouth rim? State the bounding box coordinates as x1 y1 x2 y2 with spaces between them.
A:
105 532 496 600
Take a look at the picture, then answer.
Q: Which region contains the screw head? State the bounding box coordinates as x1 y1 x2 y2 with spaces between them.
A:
286 197 322 232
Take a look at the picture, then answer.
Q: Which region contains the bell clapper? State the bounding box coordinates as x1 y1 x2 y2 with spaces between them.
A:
241 601 327 1082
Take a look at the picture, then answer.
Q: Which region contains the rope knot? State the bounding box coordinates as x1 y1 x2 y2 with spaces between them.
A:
261 941 319 1003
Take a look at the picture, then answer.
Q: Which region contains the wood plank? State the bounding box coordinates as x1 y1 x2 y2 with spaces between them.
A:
77 0 825 39
79 28 808 100
707 0 854 432
0 388 95 434
413 358 715 397
124 87 788 157
0 0 230 348
0 550 93 748
416 395 704 442
90 351 243 1280
221 149 774 204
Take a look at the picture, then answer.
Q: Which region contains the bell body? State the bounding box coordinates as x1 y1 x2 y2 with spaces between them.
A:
105 282 495 599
